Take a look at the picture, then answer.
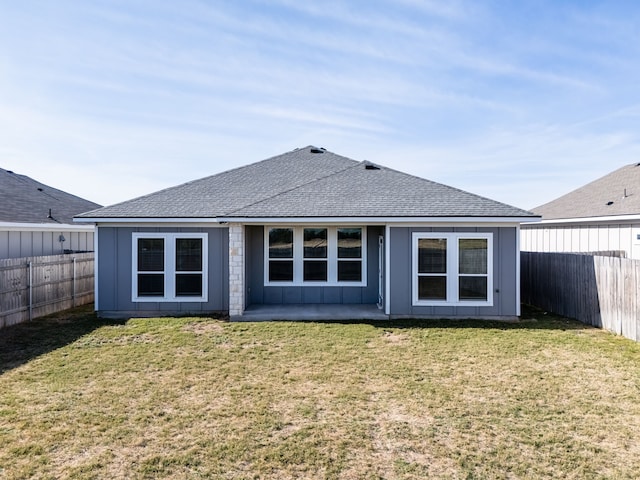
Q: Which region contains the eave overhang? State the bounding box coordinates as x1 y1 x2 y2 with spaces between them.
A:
1 222 95 232
76 215 539 226
522 213 640 226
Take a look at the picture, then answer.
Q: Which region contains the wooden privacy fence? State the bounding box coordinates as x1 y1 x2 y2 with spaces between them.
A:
0 253 94 328
521 251 639 342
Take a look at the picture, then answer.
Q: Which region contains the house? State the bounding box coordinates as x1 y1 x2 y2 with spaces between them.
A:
521 162 640 259
75 146 537 320
0 167 101 259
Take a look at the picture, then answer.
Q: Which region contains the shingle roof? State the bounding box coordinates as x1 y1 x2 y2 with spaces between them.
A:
0 168 101 224
534 162 640 220
77 146 535 220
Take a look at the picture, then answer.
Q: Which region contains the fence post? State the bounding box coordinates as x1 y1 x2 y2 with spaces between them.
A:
28 261 33 322
72 257 77 308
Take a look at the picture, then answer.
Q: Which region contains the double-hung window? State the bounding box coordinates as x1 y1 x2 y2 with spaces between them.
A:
265 226 366 286
412 232 492 306
268 228 294 282
303 228 328 281
132 233 208 302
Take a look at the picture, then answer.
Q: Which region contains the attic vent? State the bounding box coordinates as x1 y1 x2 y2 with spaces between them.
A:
7 170 13 174
37 187 43 191
310 148 324 154
363 161 380 170
606 201 614 206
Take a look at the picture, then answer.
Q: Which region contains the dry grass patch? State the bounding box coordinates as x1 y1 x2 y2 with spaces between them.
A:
1 305 640 478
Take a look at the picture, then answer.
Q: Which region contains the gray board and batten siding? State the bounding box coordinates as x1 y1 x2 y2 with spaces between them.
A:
389 226 519 318
245 225 382 306
97 224 519 318
96 226 228 318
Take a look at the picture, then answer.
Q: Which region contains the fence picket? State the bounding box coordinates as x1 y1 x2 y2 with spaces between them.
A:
0 253 94 329
521 252 640 342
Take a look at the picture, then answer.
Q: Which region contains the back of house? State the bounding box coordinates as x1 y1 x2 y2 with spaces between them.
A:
76 146 537 320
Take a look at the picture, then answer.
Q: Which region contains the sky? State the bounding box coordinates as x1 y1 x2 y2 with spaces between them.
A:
1 0 639 211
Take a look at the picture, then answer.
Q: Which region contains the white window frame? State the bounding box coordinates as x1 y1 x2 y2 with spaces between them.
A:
264 226 367 286
132 232 208 302
412 232 493 307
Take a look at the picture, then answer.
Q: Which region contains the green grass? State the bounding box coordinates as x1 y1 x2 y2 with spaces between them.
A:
2 305 640 479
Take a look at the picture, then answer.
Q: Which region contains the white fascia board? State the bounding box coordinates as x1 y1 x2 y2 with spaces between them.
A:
77 217 220 223
74 217 219 224
523 214 640 226
76 216 536 227
222 216 537 225
0 222 95 232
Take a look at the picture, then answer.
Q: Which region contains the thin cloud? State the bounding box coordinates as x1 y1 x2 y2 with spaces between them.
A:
1 0 639 210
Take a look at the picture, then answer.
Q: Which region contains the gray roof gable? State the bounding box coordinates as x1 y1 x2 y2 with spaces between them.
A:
0 168 101 224
78 146 535 220
534 162 640 220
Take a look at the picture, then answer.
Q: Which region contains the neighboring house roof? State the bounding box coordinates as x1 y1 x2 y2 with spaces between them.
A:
533 162 640 220
0 167 101 224
77 146 536 220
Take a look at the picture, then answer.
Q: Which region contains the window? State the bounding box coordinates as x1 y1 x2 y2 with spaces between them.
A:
132 233 208 302
268 228 294 282
137 238 165 296
303 228 328 281
337 228 362 282
265 226 366 286
413 232 492 306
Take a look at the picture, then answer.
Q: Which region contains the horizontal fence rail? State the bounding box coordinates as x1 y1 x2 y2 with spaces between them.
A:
0 253 94 328
521 251 639 342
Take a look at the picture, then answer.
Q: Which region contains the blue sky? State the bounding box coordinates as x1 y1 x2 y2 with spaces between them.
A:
1 0 639 210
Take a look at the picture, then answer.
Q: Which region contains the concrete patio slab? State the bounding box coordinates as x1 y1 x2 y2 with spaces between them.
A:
233 304 388 321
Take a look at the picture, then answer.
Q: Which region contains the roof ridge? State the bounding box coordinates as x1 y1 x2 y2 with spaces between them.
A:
222 150 359 216
533 162 632 212
1 167 101 204
76 146 311 216
357 161 536 216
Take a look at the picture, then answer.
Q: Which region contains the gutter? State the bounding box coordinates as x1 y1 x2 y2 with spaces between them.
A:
76 216 540 225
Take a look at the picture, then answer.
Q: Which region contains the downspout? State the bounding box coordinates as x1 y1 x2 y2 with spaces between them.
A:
93 225 99 312
516 224 521 317
28 261 33 321
385 224 391 316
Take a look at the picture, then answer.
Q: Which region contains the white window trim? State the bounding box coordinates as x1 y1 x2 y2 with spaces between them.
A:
132 232 208 302
264 226 367 287
412 232 493 307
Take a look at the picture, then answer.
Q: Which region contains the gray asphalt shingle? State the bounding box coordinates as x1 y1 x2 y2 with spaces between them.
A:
77 146 535 219
1 168 101 224
534 162 640 220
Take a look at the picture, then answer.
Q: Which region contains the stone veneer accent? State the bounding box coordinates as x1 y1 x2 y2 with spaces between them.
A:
228 223 245 316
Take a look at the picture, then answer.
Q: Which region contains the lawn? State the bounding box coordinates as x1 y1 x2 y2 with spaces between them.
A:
1 306 640 479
